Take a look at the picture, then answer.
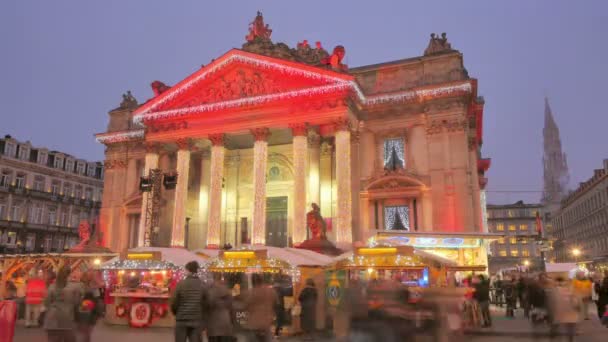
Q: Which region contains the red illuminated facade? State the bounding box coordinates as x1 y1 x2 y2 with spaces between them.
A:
97 14 490 258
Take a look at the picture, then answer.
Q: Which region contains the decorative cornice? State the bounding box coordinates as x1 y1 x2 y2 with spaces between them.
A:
95 129 144 145
251 128 271 142
208 134 226 147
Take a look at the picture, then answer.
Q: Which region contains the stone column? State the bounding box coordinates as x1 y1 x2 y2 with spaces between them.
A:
335 119 353 244
137 143 160 247
308 130 321 208
170 139 191 247
251 128 270 245
126 157 138 196
206 134 225 248
291 124 308 245
197 149 211 250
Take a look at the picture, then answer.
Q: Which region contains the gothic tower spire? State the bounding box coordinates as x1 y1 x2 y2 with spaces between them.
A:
542 97 570 205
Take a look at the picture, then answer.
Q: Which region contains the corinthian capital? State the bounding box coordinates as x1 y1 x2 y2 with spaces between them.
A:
250 128 271 142
208 133 226 147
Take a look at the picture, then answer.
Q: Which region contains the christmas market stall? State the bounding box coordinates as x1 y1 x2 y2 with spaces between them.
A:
203 246 333 333
101 247 206 328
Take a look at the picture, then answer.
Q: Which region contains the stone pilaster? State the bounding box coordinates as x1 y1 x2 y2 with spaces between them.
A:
334 118 353 244
291 124 308 244
206 134 225 248
251 128 270 245
138 143 160 247
170 139 191 247
196 149 211 250
308 130 321 208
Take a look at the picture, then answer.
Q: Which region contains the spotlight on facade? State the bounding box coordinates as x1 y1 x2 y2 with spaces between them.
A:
163 173 178 190
139 177 152 192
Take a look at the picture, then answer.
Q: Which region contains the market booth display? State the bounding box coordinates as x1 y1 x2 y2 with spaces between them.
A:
203 246 333 333
101 247 206 328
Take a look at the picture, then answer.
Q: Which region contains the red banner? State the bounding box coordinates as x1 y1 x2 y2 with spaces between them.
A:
0 300 17 342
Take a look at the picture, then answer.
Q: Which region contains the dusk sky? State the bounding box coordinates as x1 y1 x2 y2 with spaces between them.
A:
1 1 606 204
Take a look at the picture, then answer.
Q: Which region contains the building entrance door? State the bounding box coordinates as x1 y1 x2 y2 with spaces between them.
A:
265 196 288 248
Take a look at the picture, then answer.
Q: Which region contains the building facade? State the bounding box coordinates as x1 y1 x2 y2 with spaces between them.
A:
553 160 608 262
97 14 491 267
0 135 104 253
486 201 543 273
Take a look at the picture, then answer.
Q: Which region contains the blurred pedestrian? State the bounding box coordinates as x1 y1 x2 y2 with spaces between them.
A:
244 274 277 342
298 278 318 339
75 271 104 342
43 265 81 342
473 274 492 327
272 281 286 337
494 275 504 307
25 269 47 327
571 271 592 320
170 261 207 342
598 275 608 321
592 275 601 319
504 277 517 318
548 277 579 342
207 279 234 342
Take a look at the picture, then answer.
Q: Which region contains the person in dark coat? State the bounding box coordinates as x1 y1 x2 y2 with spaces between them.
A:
171 261 207 342
298 278 318 338
273 281 286 337
598 276 608 321
473 275 492 327
504 277 517 318
206 280 234 342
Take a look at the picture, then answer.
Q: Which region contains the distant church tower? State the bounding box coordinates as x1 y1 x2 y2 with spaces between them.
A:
542 97 570 206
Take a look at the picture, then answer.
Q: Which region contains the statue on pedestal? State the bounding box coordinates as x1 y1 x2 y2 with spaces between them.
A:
306 203 327 240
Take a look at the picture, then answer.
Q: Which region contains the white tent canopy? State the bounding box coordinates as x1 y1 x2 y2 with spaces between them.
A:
198 246 334 267
101 247 207 268
544 262 578 273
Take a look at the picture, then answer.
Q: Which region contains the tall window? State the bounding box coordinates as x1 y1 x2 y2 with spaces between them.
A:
496 223 505 231
87 164 96 177
498 238 505 244
384 206 410 230
65 159 74 172
48 207 57 225
499 249 507 257
74 185 82 198
33 176 45 191
38 152 48 165
0 201 6 219
25 233 36 252
60 209 68 226
4 142 16 157
519 224 528 231
15 173 26 189
51 180 61 195
29 203 44 224
53 235 65 252
510 249 519 257
71 211 80 227
508 224 516 231
383 138 405 170
54 157 64 169
76 163 85 175
85 188 93 200
10 204 21 221
79 211 88 223
63 183 72 196
0 170 10 187
522 249 530 257
509 237 518 244
18 146 29 160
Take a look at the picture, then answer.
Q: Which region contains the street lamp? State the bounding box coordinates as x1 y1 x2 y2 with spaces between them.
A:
572 248 581 263
523 260 530 267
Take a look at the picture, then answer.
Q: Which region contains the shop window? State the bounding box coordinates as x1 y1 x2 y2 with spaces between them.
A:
6 231 17 245
510 250 519 257
508 224 516 231
384 206 410 230
383 138 405 170
519 224 528 231
499 250 507 257
496 223 505 231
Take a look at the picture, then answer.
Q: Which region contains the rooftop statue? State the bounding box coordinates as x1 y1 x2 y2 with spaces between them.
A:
119 90 138 109
321 45 348 71
245 11 272 42
424 32 454 56
151 81 171 97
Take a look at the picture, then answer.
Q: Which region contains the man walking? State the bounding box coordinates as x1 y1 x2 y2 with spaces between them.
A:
171 261 207 342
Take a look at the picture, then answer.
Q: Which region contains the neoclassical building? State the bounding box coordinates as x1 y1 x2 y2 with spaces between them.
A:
97 14 491 263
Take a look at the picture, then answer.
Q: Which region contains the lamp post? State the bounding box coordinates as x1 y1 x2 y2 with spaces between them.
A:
572 248 581 264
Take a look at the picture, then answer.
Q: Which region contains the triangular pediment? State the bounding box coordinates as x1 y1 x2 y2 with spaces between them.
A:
134 49 354 122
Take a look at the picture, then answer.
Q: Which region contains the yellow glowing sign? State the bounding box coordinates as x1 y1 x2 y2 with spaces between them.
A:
357 247 397 256
126 253 154 260
223 251 256 259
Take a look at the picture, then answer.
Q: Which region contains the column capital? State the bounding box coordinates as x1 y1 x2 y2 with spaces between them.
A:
251 128 271 142
175 138 192 151
208 133 226 147
144 142 160 154
308 129 321 147
333 117 352 132
289 123 308 137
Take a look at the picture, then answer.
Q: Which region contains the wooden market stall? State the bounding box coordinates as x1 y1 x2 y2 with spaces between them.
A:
203 246 333 334
101 247 206 328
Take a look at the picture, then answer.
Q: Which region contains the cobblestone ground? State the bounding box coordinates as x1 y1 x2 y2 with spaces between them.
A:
14 307 608 342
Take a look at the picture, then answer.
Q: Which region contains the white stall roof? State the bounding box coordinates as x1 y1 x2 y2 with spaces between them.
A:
201 246 334 267
544 262 578 273
102 247 206 267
